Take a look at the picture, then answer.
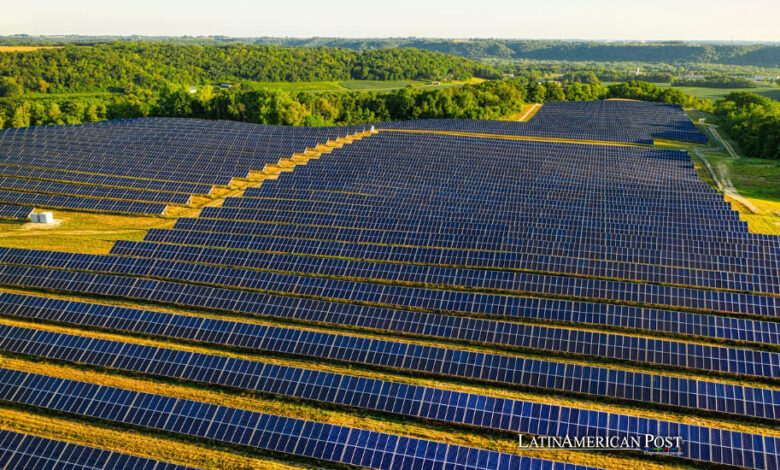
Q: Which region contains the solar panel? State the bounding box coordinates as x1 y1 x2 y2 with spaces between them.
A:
0 323 775 469
0 429 195 470
0 367 599 470
374 101 708 144
0 203 33 220
0 292 776 420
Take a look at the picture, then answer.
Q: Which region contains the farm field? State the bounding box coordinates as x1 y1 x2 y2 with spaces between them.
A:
604 81 780 101
249 78 484 93
0 101 778 470
0 45 63 52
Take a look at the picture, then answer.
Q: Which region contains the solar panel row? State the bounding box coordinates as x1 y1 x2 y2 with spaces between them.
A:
0 176 193 205
108 241 779 346
0 203 33 220
0 367 598 470
374 101 708 144
0 292 776 420
107 232 780 318
0 429 195 470
0 252 775 379
0 323 775 469
168 217 780 270
0 189 167 216
0 164 214 195
111 238 780 303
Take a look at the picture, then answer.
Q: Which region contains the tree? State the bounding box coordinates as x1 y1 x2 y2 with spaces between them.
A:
714 92 780 159
0 77 23 97
11 103 31 127
525 82 546 103
46 102 62 123
544 82 566 101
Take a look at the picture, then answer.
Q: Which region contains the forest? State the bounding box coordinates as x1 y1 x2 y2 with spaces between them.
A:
0 76 707 130
4 36 780 66
0 42 776 159
672 75 757 88
715 92 780 159
0 43 498 93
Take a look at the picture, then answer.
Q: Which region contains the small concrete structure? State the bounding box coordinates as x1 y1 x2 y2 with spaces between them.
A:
30 212 54 224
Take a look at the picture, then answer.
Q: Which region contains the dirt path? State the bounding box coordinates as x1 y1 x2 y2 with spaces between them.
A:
517 103 541 122
693 147 758 214
708 126 740 159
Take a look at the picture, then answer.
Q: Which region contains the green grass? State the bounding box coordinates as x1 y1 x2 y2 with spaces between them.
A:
248 79 476 94
338 80 423 91
19 91 121 99
249 81 345 93
727 157 780 203
659 83 780 101
602 82 780 101
668 111 780 235
0 209 176 254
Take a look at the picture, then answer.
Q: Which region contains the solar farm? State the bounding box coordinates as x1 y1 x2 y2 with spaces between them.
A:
0 100 776 470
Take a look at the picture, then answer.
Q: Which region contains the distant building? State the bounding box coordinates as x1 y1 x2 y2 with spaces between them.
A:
219 83 233 89
748 75 779 82
677 74 705 81
188 86 198 94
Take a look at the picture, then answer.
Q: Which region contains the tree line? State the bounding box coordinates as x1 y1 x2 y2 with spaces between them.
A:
0 78 712 129
4 36 780 67
714 92 780 159
672 75 757 88
0 43 499 94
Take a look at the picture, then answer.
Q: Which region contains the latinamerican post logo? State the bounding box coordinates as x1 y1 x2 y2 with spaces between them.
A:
518 434 683 455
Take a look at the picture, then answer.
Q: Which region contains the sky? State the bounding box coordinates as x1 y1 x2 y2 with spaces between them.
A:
2 0 778 42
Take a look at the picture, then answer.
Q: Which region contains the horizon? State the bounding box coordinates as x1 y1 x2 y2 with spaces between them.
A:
2 0 778 42
3 34 779 45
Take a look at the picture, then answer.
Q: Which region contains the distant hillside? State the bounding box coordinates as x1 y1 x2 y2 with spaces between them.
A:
3 36 780 66
0 42 499 93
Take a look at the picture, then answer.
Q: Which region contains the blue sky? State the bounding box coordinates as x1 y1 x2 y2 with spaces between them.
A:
2 0 778 41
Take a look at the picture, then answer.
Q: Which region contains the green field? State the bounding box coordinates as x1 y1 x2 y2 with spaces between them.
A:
658 82 780 101
603 82 780 101
659 83 780 101
249 81 346 93
338 79 424 90
248 79 470 93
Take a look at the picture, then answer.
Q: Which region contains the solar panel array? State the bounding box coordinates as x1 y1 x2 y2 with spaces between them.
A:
0 322 777 470
0 101 777 470
0 118 369 216
0 368 599 470
376 100 709 144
